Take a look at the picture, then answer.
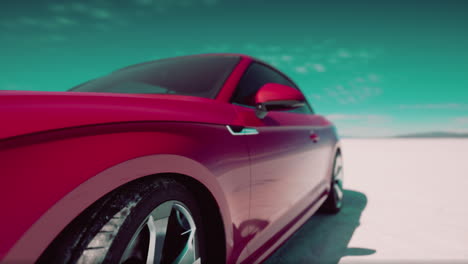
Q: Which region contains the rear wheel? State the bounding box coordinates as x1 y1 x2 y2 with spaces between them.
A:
320 152 344 214
39 178 206 264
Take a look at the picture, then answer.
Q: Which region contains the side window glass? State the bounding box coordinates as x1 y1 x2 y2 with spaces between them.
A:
232 63 313 114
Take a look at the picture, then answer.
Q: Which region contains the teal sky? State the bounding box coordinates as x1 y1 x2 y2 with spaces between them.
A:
1 0 468 137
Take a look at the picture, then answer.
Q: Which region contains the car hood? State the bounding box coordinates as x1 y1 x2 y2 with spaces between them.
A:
0 91 239 140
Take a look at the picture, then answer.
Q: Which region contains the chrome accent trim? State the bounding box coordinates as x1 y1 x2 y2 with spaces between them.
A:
226 125 259 136
242 128 260 135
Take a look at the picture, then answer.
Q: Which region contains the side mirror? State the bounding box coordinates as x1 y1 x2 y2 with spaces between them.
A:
254 83 306 119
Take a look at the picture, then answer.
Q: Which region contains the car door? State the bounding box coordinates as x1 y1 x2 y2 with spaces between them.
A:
230 62 331 255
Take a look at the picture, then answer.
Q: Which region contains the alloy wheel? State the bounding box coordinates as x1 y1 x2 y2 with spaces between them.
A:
119 201 200 264
332 154 344 208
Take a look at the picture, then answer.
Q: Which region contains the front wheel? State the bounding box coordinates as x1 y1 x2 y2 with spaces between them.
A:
320 152 344 214
39 178 206 264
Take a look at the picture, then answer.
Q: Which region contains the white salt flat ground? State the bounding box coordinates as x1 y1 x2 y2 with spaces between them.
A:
265 139 468 263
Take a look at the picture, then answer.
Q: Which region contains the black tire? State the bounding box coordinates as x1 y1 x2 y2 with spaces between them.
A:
320 152 344 214
38 177 208 264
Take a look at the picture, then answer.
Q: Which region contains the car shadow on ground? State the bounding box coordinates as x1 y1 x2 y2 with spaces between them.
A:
264 189 374 264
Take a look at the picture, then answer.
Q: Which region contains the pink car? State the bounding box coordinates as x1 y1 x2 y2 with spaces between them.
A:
0 54 343 264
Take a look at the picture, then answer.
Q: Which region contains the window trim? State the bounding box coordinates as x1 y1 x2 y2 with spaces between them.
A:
68 55 241 100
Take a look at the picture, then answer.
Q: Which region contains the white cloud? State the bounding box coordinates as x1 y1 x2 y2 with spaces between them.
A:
453 117 468 125
357 51 370 59
323 82 382 104
0 21 14 29
356 50 379 60
47 3 112 20
368 73 380 82
326 114 395 137
328 113 468 138
337 96 357 104
325 85 351 98
89 8 112 19
243 43 257 50
46 35 67 42
337 49 351 58
19 17 38 26
336 85 345 91
321 38 336 46
360 86 381 97
309 54 323 60
328 58 338 64
310 94 322 100
49 4 66 12
95 23 111 31
71 3 88 12
293 47 305 53
155 6 167 13
336 126 397 137
312 64 326 72
259 55 278 63
271 62 280 67
399 104 468 110
16 17 59 30
55 16 76 26
281 55 293 62
295 66 308 74
445 128 468 133
202 44 232 53
325 88 338 97
133 0 221 12
326 114 391 123
266 46 281 52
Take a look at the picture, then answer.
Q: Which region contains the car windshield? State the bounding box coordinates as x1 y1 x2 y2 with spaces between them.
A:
68 56 240 99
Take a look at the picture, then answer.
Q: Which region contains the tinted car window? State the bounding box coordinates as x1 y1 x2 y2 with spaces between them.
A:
232 63 312 113
69 56 240 99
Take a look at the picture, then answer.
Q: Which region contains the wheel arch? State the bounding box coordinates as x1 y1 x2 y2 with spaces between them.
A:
165 172 227 262
324 140 343 192
4 155 232 263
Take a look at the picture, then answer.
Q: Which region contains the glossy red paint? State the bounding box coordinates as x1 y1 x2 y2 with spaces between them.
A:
254 83 306 105
1 123 251 263
232 105 336 261
0 91 243 140
216 56 252 102
0 54 341 263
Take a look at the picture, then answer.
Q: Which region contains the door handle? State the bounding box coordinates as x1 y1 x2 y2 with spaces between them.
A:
310 133 320 143
226 125 259 136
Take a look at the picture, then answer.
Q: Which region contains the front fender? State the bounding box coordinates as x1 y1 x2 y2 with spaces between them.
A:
0 122 250 263
4 154 232 263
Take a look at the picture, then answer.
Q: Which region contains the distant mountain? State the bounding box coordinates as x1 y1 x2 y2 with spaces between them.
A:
394 132 468 138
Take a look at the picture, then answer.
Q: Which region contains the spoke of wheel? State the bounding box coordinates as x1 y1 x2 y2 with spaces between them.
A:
172 204 198 264
334 165 343 180
173 230 197 264
146 201 175 264
334 156 343 179
145 215 157 264
333 155 344 201
333 180 343 200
